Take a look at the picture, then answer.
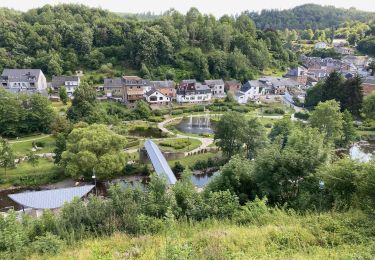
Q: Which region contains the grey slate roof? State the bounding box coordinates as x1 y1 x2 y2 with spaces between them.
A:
8 185 95 209
51 75 79 88
181 79 197 84
1 69 42 82
204 79 224 86
104 78 123 88
144 140 177 185
150 80 175 88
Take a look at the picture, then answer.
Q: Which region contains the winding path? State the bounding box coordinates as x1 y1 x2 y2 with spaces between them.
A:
9 135 51 144
157 116 215 156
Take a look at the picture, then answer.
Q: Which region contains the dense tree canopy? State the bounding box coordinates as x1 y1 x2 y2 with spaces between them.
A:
0 89 56 137
0 4 296 81
249 4 375 30
305 72 363 116
60 124 127 179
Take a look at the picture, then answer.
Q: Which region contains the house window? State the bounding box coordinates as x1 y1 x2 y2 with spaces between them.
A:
2 83 7 86
150 96 157 101
159 97 163 100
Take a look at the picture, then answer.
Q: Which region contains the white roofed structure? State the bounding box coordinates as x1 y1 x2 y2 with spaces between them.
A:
144 140 177 185
8 185 95 209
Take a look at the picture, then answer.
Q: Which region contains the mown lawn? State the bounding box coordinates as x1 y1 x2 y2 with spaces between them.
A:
9 135 56 156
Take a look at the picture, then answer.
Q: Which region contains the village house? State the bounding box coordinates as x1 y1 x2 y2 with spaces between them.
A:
103 77 124 100
103 76 151 103
145 89 171 105
334 46 354 56
0 69 47 95
314 42 328 49
51 75 80 97
150 80 176 99
224 80 241 93
204 79 226 97
123 76 151 103
235 76 300 104
362 77 375 96
235 80 260 104
332 39 348 47
176 81 212 103
284 66 308 85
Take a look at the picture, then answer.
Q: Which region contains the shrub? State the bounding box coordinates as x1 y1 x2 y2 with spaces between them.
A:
294 112 310 120
264 108 285 115
136 214 165 234
233 198 270 225
34 141 45 147
171 110 183 115
31 233 64 255
204 191 240 219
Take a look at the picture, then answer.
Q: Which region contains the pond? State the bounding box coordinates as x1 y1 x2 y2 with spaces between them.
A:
349 140 375 162
191 171 220 188
176 115 215 135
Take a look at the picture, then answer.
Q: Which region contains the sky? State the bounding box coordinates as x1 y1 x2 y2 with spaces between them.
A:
0 0 374 16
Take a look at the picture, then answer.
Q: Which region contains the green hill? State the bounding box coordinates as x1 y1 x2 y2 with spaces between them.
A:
249 4 375 30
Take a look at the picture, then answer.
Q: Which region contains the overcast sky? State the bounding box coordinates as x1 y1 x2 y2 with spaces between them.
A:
0 0 374 16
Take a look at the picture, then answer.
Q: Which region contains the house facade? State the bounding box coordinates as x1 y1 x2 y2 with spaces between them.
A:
150 80 176 99
225 80 241 93
362 77 375 96
284 66 308 85
176 82 212 103
104 77 124 99
145 89 171 105
204 79 226 97
235 81 260 104
0 69 47 95
103 76 151 103
51 75 80 96
235 77 300 104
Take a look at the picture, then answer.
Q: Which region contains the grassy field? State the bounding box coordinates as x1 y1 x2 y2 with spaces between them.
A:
156 138 201 152
9 135 56 156
36 210 374 259
0 158 64 188
168 152 221 168
261 67 287 77
51 101 71 114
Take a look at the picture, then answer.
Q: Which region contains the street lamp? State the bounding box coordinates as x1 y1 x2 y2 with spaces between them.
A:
92 168 97 196
319 180 325 212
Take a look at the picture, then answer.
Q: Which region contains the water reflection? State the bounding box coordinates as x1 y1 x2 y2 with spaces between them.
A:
191 171 220 188
349 141 375 162
176 115 214 135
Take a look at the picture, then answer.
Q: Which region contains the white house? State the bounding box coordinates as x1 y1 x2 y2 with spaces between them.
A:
0 69 47 95
176 82 212 103
51 75 80 97
204 79 226 97
314 42 327 49
145 89 171 105
235 81 260 104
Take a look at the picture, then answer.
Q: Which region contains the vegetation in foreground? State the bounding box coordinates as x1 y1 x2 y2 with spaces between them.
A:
33 210 375 259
